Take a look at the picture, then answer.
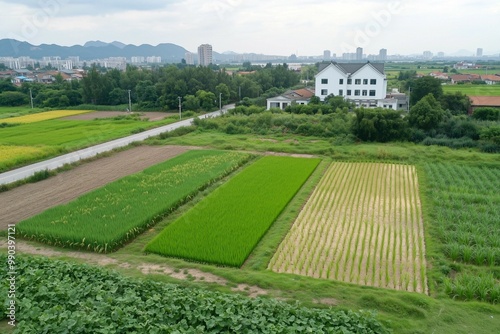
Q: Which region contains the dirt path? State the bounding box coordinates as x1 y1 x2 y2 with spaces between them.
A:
0 239 269 298
0 145 198 228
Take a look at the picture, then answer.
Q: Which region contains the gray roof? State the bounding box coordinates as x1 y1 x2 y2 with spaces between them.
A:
317 61 385 76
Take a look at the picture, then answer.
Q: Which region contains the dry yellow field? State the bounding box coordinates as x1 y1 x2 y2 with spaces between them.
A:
0 145 56 172
1 110 94 124
269 162 427 293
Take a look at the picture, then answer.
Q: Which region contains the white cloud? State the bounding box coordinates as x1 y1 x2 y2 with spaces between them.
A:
0 0 499 56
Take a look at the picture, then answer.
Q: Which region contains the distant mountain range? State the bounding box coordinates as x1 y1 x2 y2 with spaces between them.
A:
0 39 189 62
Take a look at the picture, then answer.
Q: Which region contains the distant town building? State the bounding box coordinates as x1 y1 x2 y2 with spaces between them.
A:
477 48 483 57
323 50 331 60
356 47 363 60
185 52 194 65
378 49 387 61
146 56 162 64
197 44 213 66
423 51 433 59
437 52 445 58
131 56 145 64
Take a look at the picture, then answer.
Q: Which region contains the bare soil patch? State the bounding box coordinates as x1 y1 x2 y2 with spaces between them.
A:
63 111 175 122
0 145 197 228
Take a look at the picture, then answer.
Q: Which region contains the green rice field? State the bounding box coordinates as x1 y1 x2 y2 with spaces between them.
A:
146 156 321 267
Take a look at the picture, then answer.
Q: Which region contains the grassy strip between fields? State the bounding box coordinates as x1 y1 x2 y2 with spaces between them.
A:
0 255 388 333
16 150 253 252
146 156 321 267
1 110 94 123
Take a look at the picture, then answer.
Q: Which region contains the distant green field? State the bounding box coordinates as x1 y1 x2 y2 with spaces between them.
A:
0 116 176 172
442 84 500 96
0 106 45 118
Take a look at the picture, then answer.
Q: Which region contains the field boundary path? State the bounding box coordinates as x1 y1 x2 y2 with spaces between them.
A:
0 106 232 185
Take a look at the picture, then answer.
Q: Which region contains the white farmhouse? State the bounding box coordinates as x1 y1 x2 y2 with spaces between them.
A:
315 61 388 108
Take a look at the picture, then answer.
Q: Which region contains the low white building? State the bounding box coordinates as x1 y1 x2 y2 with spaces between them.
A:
266 88 315 110
315 61 388 108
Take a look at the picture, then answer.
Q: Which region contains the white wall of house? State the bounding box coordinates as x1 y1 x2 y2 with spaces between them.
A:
315 63 387 103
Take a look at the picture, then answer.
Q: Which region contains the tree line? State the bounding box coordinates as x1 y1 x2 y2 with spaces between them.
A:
0 63 300 110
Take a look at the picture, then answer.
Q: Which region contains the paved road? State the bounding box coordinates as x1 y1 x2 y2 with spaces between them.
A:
0 105 232 185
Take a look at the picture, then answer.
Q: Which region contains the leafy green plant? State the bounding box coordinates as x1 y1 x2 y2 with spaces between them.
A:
0 255 388 333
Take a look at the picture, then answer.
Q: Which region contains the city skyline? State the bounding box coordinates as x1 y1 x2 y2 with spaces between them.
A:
0 0 499 56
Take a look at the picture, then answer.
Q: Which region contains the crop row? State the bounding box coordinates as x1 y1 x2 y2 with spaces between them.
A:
422 162 500 304
146 156 321 267
424 163 500 266
17 150 252 252
0 255 388 333
269 162 427 293
1 109 93 123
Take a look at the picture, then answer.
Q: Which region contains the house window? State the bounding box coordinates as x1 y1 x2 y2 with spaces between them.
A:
347 90 352 96
321 78 328 84
339 79 344 84
321 89 328 95
370 79 377 85
354 90 360 96
369 90 376 96
363 79 368 85
399 104 404 108
347 79 352 84
339 89 343 96
355 79 361 85
362 90 367 96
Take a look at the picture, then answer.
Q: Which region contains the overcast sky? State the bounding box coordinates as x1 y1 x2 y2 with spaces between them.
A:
1 0 499 56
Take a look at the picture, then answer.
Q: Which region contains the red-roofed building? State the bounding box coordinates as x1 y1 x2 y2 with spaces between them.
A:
481 75 500 85
450 74 481 84
266 88 315 110
469 96 500 114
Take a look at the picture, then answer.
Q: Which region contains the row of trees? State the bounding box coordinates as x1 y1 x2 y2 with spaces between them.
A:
0 63 300 110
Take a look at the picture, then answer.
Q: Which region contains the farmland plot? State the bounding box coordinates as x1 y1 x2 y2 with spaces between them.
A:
16 150 251 252
1 109 93 123
269 162 427 293
146 156 320 267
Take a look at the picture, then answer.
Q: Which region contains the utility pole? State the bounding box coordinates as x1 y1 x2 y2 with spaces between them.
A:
29 88 34 109
178 96 182 119
219 93 222 113
128 90 132 113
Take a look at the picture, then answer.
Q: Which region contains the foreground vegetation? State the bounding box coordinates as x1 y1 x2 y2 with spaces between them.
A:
17 150 252 252
0 255 388 334
146 156 320 266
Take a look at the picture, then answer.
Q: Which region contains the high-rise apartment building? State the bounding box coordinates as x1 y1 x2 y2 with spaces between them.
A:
185 52 194 65
477 48 483 57
323 50 331 60
378 48 387 61
197 44 213 66
356 47 363 60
